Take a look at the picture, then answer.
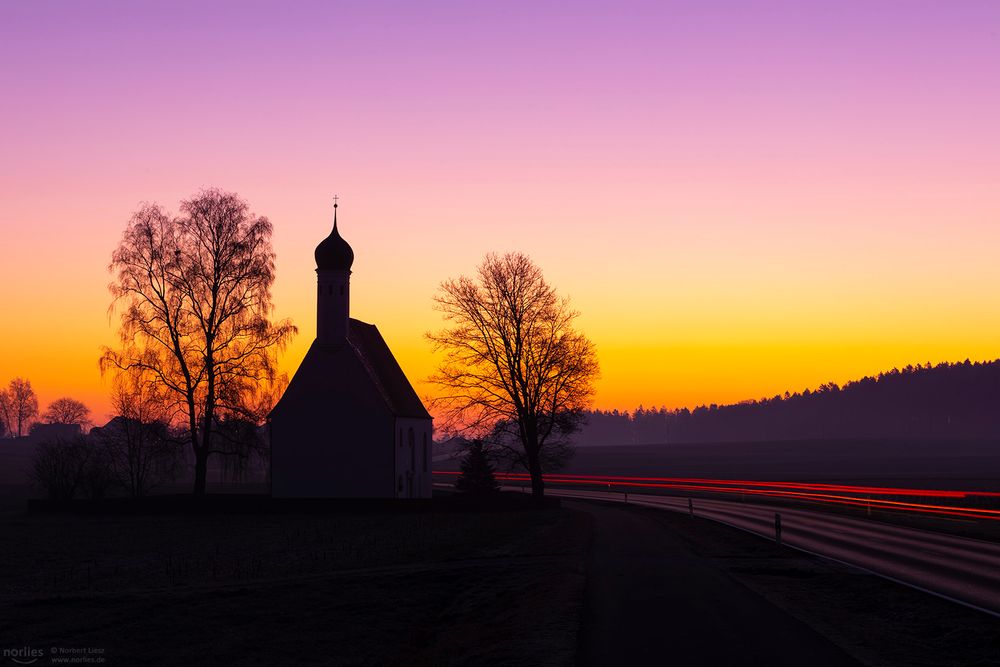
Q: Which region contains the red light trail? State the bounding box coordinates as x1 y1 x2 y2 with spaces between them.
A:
432 471 1000 521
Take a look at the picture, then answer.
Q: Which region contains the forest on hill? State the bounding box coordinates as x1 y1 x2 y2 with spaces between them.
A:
577 360 1000 445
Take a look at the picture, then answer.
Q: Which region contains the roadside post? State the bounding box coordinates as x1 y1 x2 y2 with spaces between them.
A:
774 513 782 546
688 498 694 516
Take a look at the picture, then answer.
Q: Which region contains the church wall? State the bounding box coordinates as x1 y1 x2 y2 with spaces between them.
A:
393 417 433 499
271 347 396 498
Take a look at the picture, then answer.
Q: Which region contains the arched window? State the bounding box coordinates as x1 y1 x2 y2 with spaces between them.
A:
422 433 428 473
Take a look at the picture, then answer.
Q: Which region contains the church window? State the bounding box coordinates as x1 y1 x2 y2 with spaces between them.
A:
422 433 428 473
408 428 415 470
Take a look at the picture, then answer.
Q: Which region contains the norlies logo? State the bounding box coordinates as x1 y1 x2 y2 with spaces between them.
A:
2 646 44 665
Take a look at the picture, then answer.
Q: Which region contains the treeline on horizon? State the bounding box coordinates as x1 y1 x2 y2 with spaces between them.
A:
577 359 1000 445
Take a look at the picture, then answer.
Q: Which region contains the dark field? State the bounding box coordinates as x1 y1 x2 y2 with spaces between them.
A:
432 438 1000 491
4 437 1000 665
0 503 590 666
565 439 1000 490
2 494 999 666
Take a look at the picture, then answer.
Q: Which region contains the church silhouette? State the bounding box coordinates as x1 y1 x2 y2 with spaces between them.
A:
269 203 433 498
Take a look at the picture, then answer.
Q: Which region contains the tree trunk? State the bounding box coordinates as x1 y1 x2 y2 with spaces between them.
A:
198 372 216 497
525 444 545 498
528 457 545 498
193 448 208 496
522 420 545 499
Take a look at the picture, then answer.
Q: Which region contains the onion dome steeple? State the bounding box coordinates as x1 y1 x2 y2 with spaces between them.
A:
315 197 352 345
315 201 354 271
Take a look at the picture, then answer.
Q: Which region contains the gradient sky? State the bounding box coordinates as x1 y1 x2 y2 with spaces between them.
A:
2 1 999 423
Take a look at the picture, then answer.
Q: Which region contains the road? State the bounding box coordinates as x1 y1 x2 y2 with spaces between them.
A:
574 500 859 666
539 487 1000 617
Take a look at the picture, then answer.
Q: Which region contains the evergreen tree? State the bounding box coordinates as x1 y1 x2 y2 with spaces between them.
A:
455 440 499 495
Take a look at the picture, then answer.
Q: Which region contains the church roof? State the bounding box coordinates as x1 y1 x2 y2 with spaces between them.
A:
347 319 431 419
269 319 431 421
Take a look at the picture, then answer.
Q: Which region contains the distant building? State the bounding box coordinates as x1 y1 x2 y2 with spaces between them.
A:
269 204 433 498
26 422 82 443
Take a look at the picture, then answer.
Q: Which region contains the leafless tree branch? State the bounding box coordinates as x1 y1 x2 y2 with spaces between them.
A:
102 189 296 495
426 252 599 497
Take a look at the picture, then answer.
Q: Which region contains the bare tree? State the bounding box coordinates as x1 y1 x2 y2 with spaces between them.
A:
2 378 39 437
42 397 91 428
101 189 296 495
427 252 599 497
94 367 182 497
0 389 11 438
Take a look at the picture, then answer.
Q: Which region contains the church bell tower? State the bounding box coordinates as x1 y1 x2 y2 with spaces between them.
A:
314 200 354 344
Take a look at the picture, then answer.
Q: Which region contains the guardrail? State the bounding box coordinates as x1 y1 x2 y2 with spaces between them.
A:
433 471 1000 521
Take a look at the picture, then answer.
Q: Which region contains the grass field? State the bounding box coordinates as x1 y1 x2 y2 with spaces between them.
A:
0 500 590 666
